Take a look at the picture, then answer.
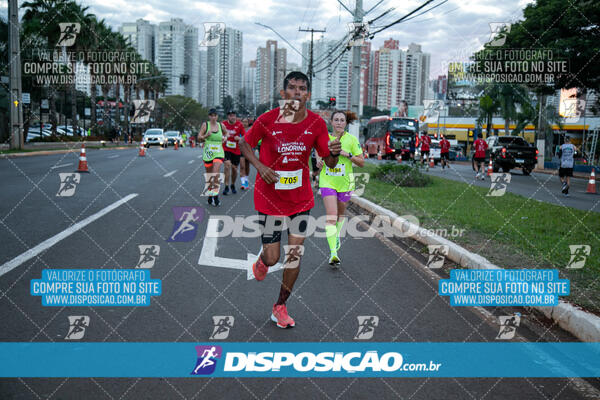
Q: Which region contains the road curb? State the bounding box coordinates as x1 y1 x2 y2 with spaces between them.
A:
350 195 600 342
0 145 137 158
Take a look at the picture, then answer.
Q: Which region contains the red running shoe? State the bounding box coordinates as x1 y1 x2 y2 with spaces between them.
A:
271 304 295 328
252 257 268 281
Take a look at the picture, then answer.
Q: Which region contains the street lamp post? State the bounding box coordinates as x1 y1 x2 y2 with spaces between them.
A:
8 0 23 150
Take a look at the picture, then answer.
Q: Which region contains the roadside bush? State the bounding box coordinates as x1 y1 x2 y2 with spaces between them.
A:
372 163 432 187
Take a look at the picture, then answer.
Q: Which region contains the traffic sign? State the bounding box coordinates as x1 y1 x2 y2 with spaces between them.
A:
22 93 30 104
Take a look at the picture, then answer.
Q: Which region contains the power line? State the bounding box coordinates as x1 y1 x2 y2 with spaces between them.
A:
299 27 327 78
255 22 307 61
369 0 438 37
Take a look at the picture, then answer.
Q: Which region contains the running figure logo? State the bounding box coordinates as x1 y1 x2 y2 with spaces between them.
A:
200 23 225 47
210 316 234 340
496 313 521 340
347 22 369 46
566 245 591 269
131 100 155 124
136 245 160 268
352 173 371 197
65 316 89 340
276 100 300 123
427 245 449 269
283 245 304 270
202 173 224 196
191 345 222 375
354 316 379 340
168 207 204 242
487 173 511 197
56 22 80 46
56 173 80 197
561 99 585 123
421 100 444 124
489 23 511 47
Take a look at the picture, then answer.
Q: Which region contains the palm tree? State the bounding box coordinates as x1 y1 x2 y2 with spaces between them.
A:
487 83 531 135
64 2 92 136
513 95 564 156
21 0 74 136
477 94 498 137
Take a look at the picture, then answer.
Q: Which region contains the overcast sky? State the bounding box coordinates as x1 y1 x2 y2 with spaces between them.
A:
5 0 532 79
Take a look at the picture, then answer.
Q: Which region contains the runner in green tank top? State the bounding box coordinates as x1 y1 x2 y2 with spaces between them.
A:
198 108 227 206
317 110 364 267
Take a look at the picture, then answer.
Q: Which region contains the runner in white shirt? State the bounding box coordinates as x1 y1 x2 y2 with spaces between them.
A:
558 136 577 196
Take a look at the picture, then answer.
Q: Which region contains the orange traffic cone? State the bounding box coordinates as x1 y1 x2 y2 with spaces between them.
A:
586 168 596 194
77 143 89 172
174 140 179 150
429 156 434 168
377 146 382 160
397 154 402 164
139 143 146 157
487 159 493 176
191 138 196 148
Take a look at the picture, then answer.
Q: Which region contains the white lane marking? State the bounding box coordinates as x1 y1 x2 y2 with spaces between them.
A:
107 155 119 159
163 170 177 178
50 163 72 170
198 218 283 280
0 194 139 277
197 155 202 159
188 160 194 164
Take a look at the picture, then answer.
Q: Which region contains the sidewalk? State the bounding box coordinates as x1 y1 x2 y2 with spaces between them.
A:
0 142 138 158
452 160 590 179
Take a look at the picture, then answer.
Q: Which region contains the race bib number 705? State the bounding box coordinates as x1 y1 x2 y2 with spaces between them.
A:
275 169 302 190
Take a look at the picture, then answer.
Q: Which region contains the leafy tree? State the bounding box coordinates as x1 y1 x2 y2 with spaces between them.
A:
158 95 208 132
222 95 234 114
256 102 271 117
477 94 498 137
504 0 600 97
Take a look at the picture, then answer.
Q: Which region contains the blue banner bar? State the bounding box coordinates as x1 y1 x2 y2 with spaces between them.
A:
0 343 599 377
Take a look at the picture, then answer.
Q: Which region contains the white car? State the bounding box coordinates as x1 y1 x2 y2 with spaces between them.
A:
429 140 442 164
164 131 183 146
142 128 167 148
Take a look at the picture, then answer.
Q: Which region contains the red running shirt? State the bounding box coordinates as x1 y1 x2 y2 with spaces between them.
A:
222 120 245 155
440 139 451 153
420 135 431 151
474 139 488 158
244 108 331 216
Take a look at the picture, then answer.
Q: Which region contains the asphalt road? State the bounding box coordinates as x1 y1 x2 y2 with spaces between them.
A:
0 146 599 399
368 158 600 213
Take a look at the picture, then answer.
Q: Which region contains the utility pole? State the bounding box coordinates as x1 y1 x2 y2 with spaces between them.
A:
298 27 326 79
350 0 364 117
9 0 23 150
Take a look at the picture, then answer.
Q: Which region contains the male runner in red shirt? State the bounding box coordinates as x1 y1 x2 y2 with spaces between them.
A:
440 135 451 170
419 131 431 166
473 134 489 180
239 71 341 329
222 110 245 195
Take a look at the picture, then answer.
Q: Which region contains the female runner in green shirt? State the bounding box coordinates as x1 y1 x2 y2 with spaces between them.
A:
317 110 365 266
198 108 227 206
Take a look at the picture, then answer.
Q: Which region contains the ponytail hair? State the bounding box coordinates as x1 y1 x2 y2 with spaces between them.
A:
330 110 358 124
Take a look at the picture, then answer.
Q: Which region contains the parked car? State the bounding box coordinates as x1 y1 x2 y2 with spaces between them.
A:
481 135 538 175
142 128 167 148
164 131 183 146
